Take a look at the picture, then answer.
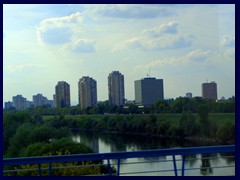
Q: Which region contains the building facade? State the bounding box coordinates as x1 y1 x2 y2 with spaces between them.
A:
12 95 27 110
55 81 71 108
33 93 48 107
134 77 164 106
108 71 125 106
78 76 97 109
186 92 193 98
202 81 218 100
4 101 13 109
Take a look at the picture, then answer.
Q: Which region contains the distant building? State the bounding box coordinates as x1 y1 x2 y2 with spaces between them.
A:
55 81 71 108
53 94 56 108
12 95 27 110
108 71 125 106
135 77 164 106
26 100 34 108
78 76 97 109
47 100 54 108
202 81 218 100
186 92 192 98
33 93 48 107
4 101 13 109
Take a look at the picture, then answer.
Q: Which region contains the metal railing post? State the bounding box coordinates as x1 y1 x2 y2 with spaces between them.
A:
172 155 178 176
117 159 121 176
181 155 186 176
38 164 42 176
48 163 52 176
107 159 112 176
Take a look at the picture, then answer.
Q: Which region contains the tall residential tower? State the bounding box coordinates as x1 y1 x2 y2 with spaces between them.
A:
78 76 97 109
55 81 71 108
202 81 218 100
108 71 125 106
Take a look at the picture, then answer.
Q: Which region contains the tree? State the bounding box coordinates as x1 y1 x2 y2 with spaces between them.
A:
9 138 114 176
179 112 199 137
198 105 210 136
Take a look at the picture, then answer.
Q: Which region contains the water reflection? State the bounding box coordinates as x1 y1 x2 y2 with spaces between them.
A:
219 152 235 165
185 154 198 167
200 154 213 176
72 131 235 176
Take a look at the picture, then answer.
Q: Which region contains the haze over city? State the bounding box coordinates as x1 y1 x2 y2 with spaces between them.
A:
3 4 235 105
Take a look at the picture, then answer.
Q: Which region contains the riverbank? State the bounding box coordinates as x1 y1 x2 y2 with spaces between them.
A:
44 113 235 145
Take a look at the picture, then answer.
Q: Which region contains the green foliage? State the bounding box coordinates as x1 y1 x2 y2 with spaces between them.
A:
6 139 115 176
217 121 235 144
180 112 199 137
12 150 103 176
198 105 210 136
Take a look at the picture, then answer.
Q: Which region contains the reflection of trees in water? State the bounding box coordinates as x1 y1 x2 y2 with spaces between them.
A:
208 153 219 167
143 156 166 162
185 154 198 167
97 133 188 151
111 158 127 165
219 152 235 165
79 132 99 153
200 154 213 176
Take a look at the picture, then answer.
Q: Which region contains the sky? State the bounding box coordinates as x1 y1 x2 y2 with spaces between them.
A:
3 4 235 106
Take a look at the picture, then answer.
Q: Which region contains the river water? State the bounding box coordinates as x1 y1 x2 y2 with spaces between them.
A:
72 131 235 176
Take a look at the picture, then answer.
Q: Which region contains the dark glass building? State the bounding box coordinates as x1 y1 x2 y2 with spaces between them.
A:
134 77 164 106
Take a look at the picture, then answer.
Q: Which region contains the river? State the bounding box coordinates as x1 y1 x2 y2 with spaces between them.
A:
72 131 235 176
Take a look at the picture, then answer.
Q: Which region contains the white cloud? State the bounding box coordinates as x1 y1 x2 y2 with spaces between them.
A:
62 39 96 53
6 64 46 73
221 35 235 47
36 12 83 45
224 48 235 61
142 21 179 37
85 4 174 19
135 49 215 71
185 49 212 62
113 21 193 51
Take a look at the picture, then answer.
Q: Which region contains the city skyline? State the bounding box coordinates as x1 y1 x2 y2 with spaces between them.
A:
3 4 235 106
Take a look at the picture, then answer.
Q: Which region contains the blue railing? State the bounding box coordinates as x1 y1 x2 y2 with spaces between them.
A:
3 145 235 176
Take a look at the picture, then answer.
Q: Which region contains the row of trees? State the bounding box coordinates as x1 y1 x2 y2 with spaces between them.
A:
4 97 235 116
43 106 235 144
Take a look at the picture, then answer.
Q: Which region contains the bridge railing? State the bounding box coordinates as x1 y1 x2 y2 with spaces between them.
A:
3 145 235 176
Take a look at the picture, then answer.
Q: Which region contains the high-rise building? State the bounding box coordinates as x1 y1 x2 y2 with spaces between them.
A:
186 92 192 98
108 71 125 106
78 76 97 109
53 94 56 108
135 77 164 106
4 101 13 109
33 93 48 107
55 81 71 108
12 95 27 110
202 81 218 100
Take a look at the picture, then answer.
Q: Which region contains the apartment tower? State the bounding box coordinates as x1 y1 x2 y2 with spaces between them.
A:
55 81 71 108
108 71 125 106
202 81 218 100
78 76 97 109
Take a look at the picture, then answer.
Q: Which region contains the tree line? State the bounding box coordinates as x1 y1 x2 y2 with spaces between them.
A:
4 97 235 116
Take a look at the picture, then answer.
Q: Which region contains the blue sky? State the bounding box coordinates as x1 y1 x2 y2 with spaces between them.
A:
3 4 235 105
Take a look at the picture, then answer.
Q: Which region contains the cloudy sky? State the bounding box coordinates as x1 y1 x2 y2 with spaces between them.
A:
3 4 235 105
